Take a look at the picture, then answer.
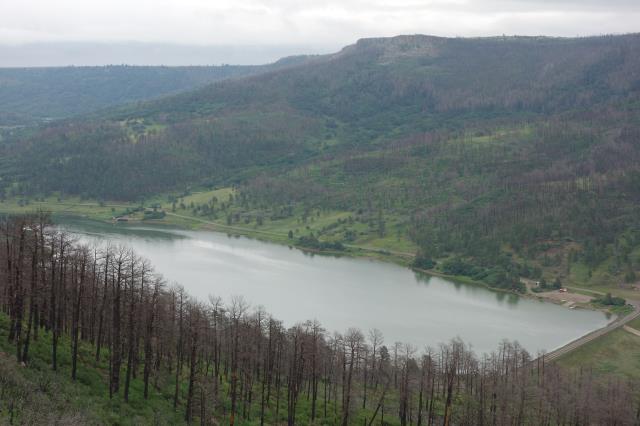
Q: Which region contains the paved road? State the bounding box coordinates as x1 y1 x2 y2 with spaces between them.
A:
542 301 640 362
623 325 640 337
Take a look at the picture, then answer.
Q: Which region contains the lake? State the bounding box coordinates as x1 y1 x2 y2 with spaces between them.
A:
59 218 611 355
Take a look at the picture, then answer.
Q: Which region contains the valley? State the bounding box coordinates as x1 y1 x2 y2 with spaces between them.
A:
59 216 611 355
2 32 640 424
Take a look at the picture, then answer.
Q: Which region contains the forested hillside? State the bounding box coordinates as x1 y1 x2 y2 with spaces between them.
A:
1 214 638 425
0 57 311 125
2 34 640 287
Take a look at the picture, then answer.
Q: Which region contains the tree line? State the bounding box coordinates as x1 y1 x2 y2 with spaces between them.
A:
1 213 639 425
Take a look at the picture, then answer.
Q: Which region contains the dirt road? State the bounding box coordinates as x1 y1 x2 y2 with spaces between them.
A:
542 300 640 362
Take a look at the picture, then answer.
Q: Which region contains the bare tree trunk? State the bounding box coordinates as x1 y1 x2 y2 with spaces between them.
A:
367 372 391 426
186 319 198 423
143 281 158 399
95 253 109 362
72 254 86 381
110 252 125 398
124 257 138 402
21 232 38 363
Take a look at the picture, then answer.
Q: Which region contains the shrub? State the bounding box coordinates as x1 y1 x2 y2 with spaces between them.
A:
412 255 436 270
297 235 345 251
594 292 626 306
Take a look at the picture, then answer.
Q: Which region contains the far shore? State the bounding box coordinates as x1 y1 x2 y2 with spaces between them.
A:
52 212 634 321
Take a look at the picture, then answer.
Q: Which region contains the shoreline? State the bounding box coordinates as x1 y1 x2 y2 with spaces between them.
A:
52 213 628 320
413 266 618 317
50 212 640 361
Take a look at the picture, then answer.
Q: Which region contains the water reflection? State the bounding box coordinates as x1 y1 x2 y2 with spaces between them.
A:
54 215 187 241
414 272 520 307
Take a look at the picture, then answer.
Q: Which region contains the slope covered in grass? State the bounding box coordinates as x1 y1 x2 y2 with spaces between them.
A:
2 34 640 290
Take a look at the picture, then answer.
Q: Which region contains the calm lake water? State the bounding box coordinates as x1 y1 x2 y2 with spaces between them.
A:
59 218 611 355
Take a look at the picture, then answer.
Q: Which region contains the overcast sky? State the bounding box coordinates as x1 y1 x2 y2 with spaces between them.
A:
1 0 639 66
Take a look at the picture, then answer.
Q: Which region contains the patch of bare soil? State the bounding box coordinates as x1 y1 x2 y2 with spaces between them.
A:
536 290 593 307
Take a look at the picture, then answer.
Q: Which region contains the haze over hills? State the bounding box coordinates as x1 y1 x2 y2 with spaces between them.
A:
0 42 332 67
3 33 640 288
0 56 314 125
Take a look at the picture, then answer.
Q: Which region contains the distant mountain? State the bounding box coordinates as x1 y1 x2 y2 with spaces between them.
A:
0 57 313 125
10 34 637 191
115 34 639 121
0 41 332 67
3 34 640 279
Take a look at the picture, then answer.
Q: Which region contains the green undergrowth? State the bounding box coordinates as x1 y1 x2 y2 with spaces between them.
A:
0 313 409 425
0 314 185 425
556 327 640 380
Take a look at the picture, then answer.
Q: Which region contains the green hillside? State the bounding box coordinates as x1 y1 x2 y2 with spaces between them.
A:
2 34 640 290
0 57 313 126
